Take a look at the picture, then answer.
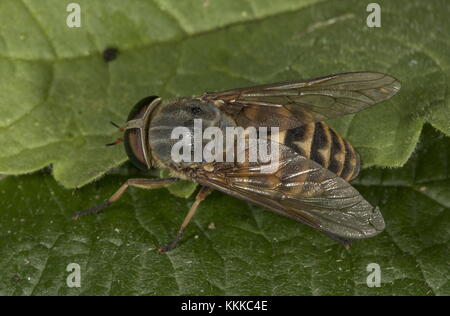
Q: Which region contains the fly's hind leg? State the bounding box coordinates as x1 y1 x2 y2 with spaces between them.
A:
72 178 179 220
158 186 212 253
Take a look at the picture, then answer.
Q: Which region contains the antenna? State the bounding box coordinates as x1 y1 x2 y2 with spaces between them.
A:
106 121 125 146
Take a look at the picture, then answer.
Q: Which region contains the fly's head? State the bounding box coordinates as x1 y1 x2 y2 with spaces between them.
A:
122 96 161 170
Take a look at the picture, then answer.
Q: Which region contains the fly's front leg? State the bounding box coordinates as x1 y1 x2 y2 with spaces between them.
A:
72 178 179 220
158 186 213 253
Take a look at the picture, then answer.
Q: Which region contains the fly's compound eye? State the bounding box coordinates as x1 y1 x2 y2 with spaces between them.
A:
127 95 159 121
123 95 159 170
124 128 148 170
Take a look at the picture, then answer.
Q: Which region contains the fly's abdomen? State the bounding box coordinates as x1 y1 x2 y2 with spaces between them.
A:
284 122 360 181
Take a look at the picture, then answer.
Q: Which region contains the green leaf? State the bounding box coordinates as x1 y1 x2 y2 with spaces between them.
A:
0 124 448 296
0 0 449 188
160 169 198 198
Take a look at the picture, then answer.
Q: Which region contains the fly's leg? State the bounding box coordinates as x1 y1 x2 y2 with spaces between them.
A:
158 186 212 253
72 178 179 220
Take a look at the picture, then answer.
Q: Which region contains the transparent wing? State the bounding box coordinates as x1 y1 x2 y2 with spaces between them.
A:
193 142 385 242
202 72 401 129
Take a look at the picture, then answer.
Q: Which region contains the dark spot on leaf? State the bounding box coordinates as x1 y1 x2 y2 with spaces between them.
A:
103 47 119 63
11 275 21 281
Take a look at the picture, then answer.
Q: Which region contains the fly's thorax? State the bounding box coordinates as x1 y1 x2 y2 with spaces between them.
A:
148 98 236 170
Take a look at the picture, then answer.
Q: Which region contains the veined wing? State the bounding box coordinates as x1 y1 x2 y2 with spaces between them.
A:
202 72 400 129
192 142 385 243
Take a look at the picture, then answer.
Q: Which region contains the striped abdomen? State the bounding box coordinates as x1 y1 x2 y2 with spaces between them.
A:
283 122 360 181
